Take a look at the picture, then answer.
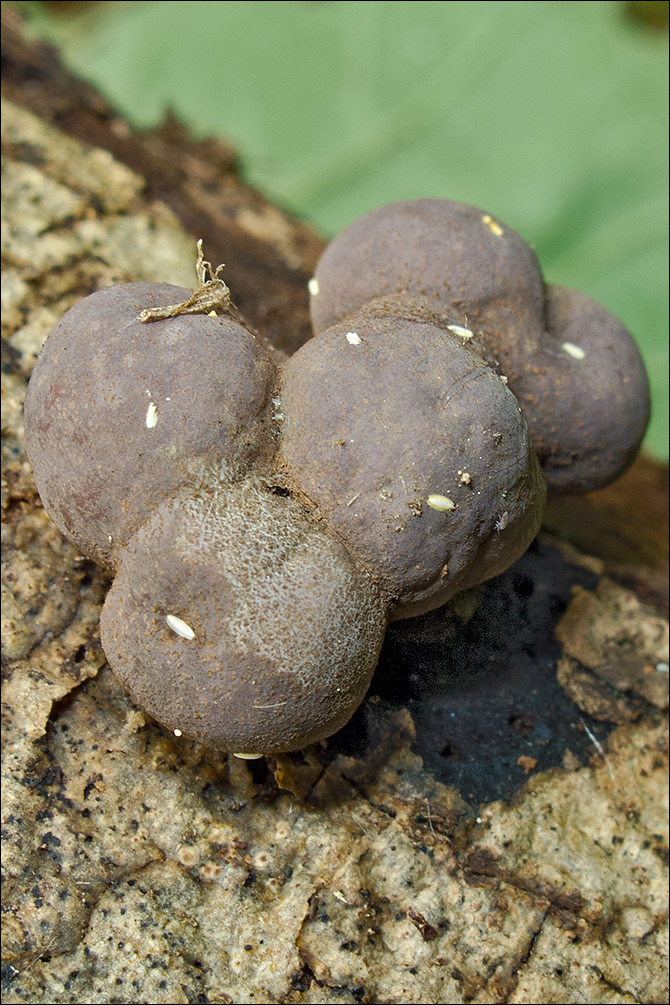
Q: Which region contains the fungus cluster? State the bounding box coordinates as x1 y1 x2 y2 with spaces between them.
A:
24 201 650 755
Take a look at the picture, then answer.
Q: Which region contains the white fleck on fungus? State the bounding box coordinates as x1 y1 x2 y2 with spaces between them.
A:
482 214 504 237
346 331 361 345
447 324 473 339
145 401 158 428
495 511 509 532
166 614 196 639
308 278 319 296
426 494 456 512
561 342 586 361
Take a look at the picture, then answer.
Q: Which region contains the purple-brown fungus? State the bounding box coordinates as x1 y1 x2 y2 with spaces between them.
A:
25 282 274 569
310 200 650 493
24 200 649 754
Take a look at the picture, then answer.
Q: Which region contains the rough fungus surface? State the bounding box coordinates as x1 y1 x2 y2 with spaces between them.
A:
22 194 652 753
1 23 669 1005
310 201 650 494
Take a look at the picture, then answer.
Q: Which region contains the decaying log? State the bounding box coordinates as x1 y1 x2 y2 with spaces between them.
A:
2 10 668 1004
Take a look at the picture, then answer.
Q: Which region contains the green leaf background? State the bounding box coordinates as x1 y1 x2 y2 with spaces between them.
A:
23 0 669 458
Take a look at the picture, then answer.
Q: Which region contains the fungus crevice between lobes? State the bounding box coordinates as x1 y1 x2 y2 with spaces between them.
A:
23 199 650 755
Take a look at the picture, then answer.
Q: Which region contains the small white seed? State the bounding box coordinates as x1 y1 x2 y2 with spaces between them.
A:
346 331 361 345
561 341 586 361
482 214 504 237
233 752 264 760
447 324 473 339
173 729 183 737
145 401 158 428
166 614 195 639
308 277 319 296
427 494 456 512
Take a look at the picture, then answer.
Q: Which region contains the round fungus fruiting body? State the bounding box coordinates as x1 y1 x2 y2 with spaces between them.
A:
309 199 544 339
100 478 387 754
530 285 651 492
24 283 274 568
310 199 650 494
279 298 545 618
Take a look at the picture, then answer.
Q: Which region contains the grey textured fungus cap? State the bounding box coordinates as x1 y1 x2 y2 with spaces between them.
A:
101 480 388 753
310 199 544 341
24 282 275 568
531 285 651 493
280 299 545 619
309 199 650 494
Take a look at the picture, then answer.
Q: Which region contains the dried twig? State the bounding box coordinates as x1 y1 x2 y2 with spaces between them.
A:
139 240 231 322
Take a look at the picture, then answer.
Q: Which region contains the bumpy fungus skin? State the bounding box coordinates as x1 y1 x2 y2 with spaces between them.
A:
310 200 650 494
24 283 274 569
24 201 649 753
101 480 387 754
279 297 544 619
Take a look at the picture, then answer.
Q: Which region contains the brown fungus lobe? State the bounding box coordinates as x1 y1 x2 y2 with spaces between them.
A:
279 296 545 619
24 282 273 568
310 199 650 493
101 479 387 754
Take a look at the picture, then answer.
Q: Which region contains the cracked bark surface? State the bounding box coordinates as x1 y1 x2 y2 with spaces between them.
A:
1 11 668 1004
